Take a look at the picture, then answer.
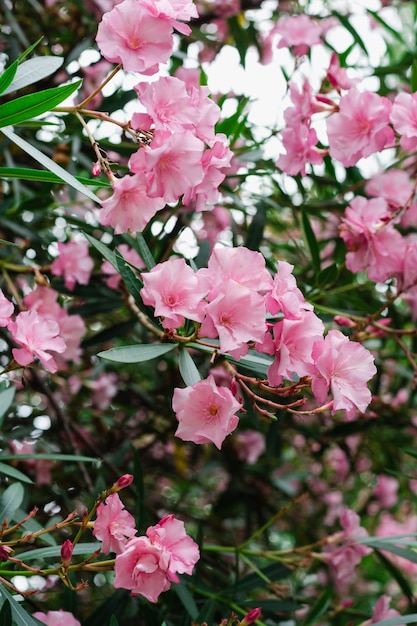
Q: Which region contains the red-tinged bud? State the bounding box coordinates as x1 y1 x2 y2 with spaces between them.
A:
334 315 355 328
240 608 262 626
114 474 134 491
341 599 354 609
60 539 73 566
92 161 101 177
0 545 13 562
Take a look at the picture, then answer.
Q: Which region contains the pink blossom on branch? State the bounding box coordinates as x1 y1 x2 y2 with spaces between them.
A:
390 91 417 152
95 0 174 74
368 595 404 625
114 515 199 602
275 14 323 56
99 173 166 234
140 257 208 330
0 289 14 326
140 0 199 35
32 611 81 626
93 493 137 554
173 375 242 449
50 240 94 291
8 310 66 373
311 330 376 419
326 89 394 167
277 123 324 177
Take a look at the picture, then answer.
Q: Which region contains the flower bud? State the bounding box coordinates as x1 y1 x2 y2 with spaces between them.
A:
92 161 101 177
60 539 73 566
240 608 261 626
0 545 13 562
114 474 134 491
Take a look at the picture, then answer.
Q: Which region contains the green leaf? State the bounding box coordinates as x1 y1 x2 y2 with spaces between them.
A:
412 59 417 93
370 615 417 626
0 584 41 626
0 386 15 429
0 61 19 97
2 56 64 96
0 599 11 626
303 588 332 625
333 12 368 55
178 347 201 386
84 590 129 626
83 233 118 268
136 233 156 270
98 343 176 363
317 264 339 289
115 249 143 304
0 454 100 464
0 483 24 523
0 80 81 128
302 210 321 276
0 463 33 485
375 550 414 603
173 578 199 620
11 542 100 564
13 507 56 546
1 126 99 203
0 167 110 187
109 618 119 626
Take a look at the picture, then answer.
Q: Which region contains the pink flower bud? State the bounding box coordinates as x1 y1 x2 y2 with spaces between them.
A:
0 545 13 562
115 474 134 490
92 162 101 177
60 539 73 565
240 608 262 626
334 315 354 327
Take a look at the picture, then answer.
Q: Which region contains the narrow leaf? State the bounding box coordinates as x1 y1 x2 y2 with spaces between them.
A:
0 386 15 429
0 599 11 626
115 249 143 303
0 463 33 484
0 483 24 524
302 210 321 276
13 542 100 563
98 343 176 363
2 56 64 95
0 454 100 463
1 126 99 202
370 615 417 626
0 583 47 625
0 167 110 187
412 59 417 93
136 233 156 270
83 233 118 268
178 347 201 386
0 80 81 128
109 618 119 626
173 578 199 620
13 507 56 546
0 61 19 97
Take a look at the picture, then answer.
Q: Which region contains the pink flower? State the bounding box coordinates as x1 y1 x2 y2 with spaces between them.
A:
277 124 323 176
129 130 205 204
173 375 242 448
390 92 417 152
199 281 267 358
275 14 322 55
261 310 324 386
93 493 137 554
0 289 13 326
327 89 394 166
183 134 233 210
140 257 208 330
199 246 273 300
266 260 312 319
50 240 94 291
326 52 359 90
114 515 199 602
373 475 399 509
324 508 372 590
235 431 266 464
311 330 376 419
145 514 200 580
339 196 404 282
91 371 119 409
8 310 66 373
365 168 413 208
96 0 174 74
100 173 166 234
32 610 81 626
368 595 404 625
140 0 198 35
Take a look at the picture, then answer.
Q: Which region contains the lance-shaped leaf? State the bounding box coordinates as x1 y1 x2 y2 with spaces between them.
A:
178 347 201 387
1 56 64 96
0 584 41 626
0 61 18 97
0 80 81 128
98 343 176 363
1 126 99 202
0 483 24 523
